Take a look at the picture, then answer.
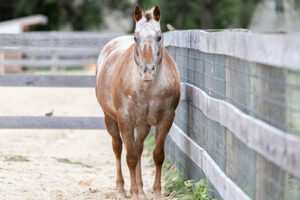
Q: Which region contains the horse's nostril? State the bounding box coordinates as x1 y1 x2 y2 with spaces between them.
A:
144 67 147 73
152 66 155 70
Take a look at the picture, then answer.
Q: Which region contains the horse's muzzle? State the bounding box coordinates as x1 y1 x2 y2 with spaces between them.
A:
140 65 156 81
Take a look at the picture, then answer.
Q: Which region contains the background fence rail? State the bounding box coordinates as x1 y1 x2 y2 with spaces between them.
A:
0 32 120 72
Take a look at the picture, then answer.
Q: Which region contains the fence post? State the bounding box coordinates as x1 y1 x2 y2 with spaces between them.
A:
255 64 286 200
0 51 4 74
225 56 256 198
51 52 57 72
31 54 36 71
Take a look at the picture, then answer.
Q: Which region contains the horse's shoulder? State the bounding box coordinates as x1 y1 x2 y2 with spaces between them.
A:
112 44 136 90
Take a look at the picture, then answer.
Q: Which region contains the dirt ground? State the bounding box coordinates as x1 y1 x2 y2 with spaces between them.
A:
0 87 172 200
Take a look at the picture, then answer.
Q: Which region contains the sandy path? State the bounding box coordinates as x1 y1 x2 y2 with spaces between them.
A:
0 87 172 200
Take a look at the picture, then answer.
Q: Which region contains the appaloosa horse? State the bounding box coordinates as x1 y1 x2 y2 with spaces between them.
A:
95 5 180 200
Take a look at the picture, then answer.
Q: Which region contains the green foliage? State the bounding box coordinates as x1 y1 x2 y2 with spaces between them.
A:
216 0 242 28
182 179 213 200
4 155 30 162
164 165 213 200
144 132 156 155
0 0 261 31
53 157 93 168
138 0 262 31
164 165 188 197
0 0 102 30
144 134 213 199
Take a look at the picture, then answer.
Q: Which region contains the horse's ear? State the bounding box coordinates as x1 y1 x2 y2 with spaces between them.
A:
134 5 143 22
153 5 161 21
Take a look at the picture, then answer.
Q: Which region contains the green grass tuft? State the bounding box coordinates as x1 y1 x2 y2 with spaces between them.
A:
144 133 156 155
144 133 214 200
4 155 30 162
53 157 93 168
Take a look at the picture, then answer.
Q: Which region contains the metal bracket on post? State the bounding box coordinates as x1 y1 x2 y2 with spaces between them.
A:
0 51 4 74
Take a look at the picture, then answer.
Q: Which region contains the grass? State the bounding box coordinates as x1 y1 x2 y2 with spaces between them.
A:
4 155 30 162
52 157 93 168
144 134 214 200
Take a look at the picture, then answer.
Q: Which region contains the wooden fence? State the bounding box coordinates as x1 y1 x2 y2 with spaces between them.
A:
0 32 118 129
0 32 120 72
163 30 300 200
0 31 300 200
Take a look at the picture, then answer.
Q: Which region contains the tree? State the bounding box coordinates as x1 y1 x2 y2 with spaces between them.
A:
133 0 262 31
0 0 262 31
0 0 102 30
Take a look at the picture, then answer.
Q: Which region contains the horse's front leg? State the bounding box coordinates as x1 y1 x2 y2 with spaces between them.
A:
153 111 175 199
117 113 138 199
135 124 151 200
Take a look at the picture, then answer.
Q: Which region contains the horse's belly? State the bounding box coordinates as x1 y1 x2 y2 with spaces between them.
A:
96 35 134 119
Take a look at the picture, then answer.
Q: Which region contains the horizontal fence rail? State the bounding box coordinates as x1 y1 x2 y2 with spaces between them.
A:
0 116 105 129
0 74 95 87
0 32 121 48
2 59 96 67
163 30 300 71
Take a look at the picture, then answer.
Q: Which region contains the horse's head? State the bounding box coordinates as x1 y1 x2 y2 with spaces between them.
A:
133 5 163 81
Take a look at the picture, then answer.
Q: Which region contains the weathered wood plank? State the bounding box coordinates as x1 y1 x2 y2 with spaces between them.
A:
2 58 96 67
0 116 105 129
0 47 100 56
0 74 95 87
163 30 300 71
0 32 121 48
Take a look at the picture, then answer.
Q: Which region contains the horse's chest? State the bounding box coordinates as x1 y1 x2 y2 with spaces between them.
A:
133 98 165 126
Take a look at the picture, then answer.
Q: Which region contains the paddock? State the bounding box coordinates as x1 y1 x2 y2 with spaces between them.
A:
0 31 299 200
0 84 171 200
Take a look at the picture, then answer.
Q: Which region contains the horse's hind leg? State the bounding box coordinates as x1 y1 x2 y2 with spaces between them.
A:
135 124 151 200
104 113 125 197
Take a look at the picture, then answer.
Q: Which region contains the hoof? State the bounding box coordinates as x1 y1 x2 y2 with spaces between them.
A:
138 192 147 200
131 194 139 200
116 188 127 199
153 192 161 200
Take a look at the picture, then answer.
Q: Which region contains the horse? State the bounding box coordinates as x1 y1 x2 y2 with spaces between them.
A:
95 5 180 200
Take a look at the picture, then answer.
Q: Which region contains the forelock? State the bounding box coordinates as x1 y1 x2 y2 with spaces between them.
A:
144 8 154 21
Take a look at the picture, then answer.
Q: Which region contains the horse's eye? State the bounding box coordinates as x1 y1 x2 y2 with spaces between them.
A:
134 36 138 42
157 36 162 42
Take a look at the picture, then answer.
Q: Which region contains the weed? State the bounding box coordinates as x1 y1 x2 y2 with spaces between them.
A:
144 133 214 200
4 155 30 162
53 157 93 168
181 179 213 200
